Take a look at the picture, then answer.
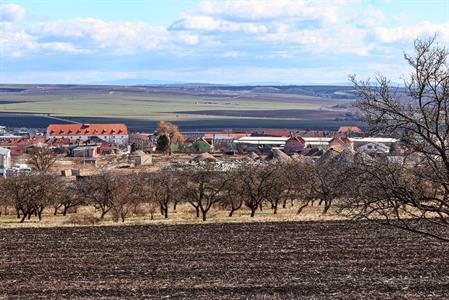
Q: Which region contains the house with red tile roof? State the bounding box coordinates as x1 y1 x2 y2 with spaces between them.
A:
329 136 354 152
284 137 306 154
337 126 363 135
47 124 128 145
0 136 46 156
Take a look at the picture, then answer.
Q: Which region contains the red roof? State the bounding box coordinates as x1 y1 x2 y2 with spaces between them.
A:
45 138 78 146
337 126 362 134
47 124 128 137
330 136 353 146
286 136 306 144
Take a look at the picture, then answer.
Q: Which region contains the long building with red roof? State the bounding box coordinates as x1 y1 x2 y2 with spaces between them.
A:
46 123 129 145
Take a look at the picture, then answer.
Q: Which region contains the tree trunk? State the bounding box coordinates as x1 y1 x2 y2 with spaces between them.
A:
100 210 107 220
20 212 28 223
195 206 200 218
297 202 309 215
38 207 44 221
63 206 68 216
250 208 256 217
160 203 168 219
322 200 331 214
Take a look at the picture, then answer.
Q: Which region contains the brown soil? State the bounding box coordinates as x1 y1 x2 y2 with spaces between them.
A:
1 221 448 299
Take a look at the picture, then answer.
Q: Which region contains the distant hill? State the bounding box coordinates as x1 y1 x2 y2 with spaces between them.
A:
93 79 183 85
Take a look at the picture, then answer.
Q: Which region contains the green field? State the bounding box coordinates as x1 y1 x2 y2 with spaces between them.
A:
0 85 350 118
0 84 358 130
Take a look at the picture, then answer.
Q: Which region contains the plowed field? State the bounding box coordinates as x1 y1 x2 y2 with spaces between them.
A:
1 221 448 299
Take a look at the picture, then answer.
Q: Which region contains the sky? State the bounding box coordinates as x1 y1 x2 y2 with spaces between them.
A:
1 0 449 85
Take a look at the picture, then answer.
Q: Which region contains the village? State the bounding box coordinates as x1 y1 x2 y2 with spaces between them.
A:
2 1 448 298
0 122 402 178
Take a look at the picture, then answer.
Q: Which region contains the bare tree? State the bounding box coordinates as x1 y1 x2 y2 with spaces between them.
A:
182 166 228 221
0 177 9 216
308 157 350 214
109 176 139 222
155 172 178 219
237 163 277 217
221 172 245 217
281 159 315 214
26 146 58 173
3 174 59 222
265 163 296 214
349 36 449 240
78 172 120 220
136 171 179 219
53 181 85 216
340 155 449 239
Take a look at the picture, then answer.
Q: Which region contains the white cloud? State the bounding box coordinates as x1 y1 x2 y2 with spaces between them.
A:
0 30 37 57
374 21 449 43
178 34 199 45
196 0 344 23
167 0 448 58
1 0 448 84
31 18 169 52
166 0 382 56
1 17 173 57
40 42 90 54
0 4 26 22
170 14 267 33
2 0 446 61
